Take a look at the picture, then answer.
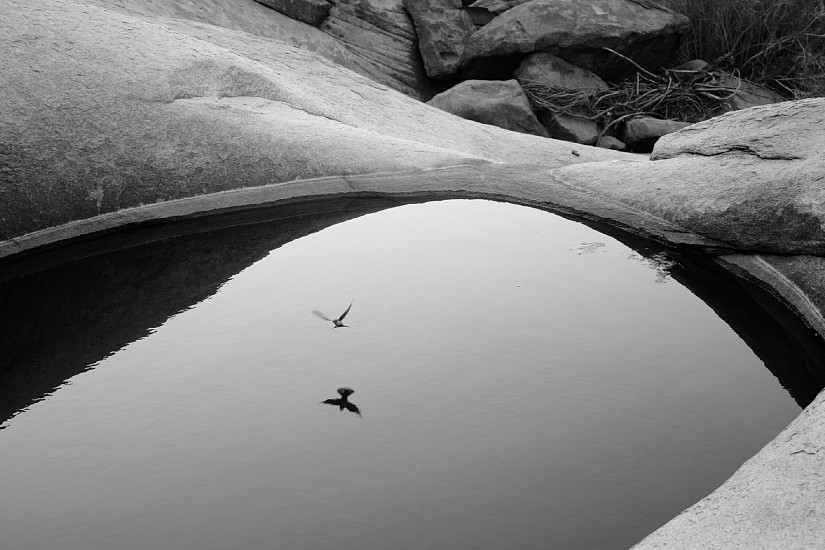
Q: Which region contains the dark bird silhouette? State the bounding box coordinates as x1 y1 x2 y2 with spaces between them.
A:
321 387 362 417
312 301 353 328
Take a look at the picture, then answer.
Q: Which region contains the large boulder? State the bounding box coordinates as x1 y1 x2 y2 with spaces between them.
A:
539 112 600 145
620 116 691 153
596 135 627 151
427 80 550 137
514 52 609 90
2 0 627 241
461 0 691 81
84 0 430 98
515 53 607 145
254 0 332 25
84 0 357 68
553 98 825 254
403 0 475 79
320 0 435 98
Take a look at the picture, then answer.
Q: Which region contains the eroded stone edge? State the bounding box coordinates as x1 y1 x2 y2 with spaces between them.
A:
0 162 727 262
3 162 823 550
718 255 825 339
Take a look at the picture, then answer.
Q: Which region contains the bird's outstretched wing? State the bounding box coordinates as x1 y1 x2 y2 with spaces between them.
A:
321 398 342 407
312 310 332 322
338 301 353 321
344 401 362 417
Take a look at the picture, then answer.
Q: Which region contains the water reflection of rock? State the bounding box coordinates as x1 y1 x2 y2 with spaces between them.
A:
572 224 825 408
573 241 678 284
0 198 413 427
570 227 825 408
1 198 824 428
667 255 825 408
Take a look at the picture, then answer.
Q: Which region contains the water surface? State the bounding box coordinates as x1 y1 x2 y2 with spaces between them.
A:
0 200 801 549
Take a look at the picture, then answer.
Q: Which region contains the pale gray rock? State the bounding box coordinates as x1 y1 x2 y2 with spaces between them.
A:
554 98 825 254
320 0 434 98
596 135 627 150
3 0 623 241
538 112 600 145
85 0 429 98
83 0 361 70
254 0 332 25
427 80 550 137
403 0 476 79
461 0 691 81
515 52 609 90
620 116 691 152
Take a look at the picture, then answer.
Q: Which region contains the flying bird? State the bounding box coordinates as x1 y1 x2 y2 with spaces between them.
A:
321 387 362 417
312 301 353 328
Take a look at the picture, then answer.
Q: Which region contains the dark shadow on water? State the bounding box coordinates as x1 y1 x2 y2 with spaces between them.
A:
666 255 825 408
0 197 411 426
1 196 824 427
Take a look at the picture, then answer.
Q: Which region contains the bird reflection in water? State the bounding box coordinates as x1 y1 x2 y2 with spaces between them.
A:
312 301 353 328
321 387 362 418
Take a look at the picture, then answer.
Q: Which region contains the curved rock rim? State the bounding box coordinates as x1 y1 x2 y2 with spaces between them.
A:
3 161 825 550
0 162 730 266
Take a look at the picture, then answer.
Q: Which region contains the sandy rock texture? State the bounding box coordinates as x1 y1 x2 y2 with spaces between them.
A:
82 0 356 69
319 0 435 98
514 52 610 91
84 0 430 98
552 99 825 254
461 0 690 80
403 0 475 79
0 0 628 242
427 79 550 137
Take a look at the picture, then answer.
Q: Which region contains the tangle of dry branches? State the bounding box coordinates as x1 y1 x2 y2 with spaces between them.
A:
520 48 755 135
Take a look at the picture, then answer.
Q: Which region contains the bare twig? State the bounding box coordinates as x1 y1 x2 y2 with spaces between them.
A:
602 47 660 79
521 63 767 135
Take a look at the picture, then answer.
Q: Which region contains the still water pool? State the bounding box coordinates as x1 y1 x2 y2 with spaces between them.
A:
0 199 800 549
